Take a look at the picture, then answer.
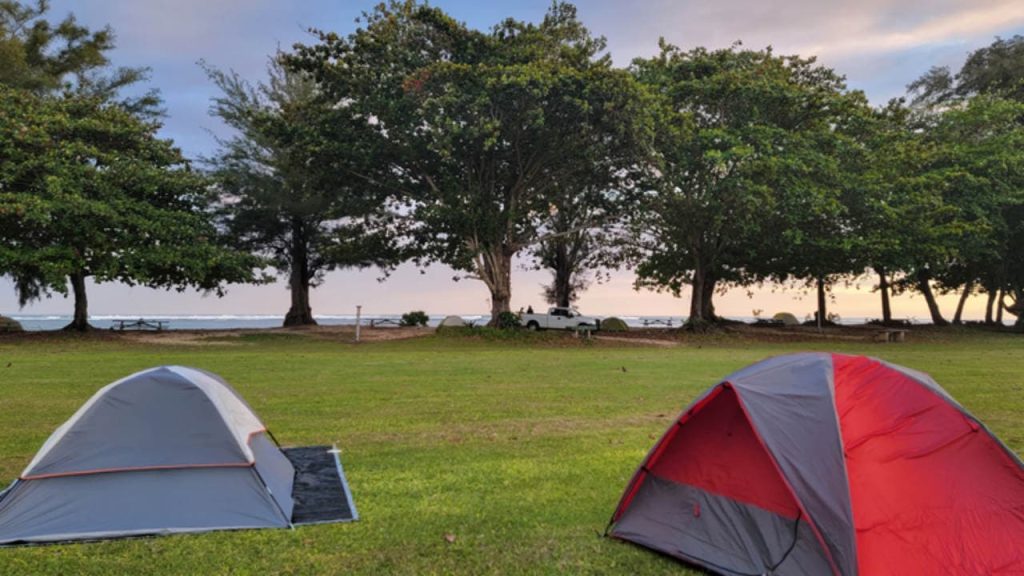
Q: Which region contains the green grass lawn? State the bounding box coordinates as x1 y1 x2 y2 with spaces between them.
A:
0 330 1021 575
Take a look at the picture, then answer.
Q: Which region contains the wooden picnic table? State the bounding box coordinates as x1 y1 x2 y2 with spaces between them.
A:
369 318 402 328
642 319 674 327
111 319 168 331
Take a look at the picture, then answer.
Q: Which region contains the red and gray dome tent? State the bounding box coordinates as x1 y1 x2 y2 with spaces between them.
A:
0 366 357 545
608 353 1024 575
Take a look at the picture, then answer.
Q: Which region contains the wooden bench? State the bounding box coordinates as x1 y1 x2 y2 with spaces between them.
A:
112 319 168 331
642 319 674 327
574 325 596 340
369 318 402 328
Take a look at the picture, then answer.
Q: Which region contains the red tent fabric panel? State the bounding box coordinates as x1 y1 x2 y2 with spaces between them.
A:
648 386 800 519
833 355 1024 574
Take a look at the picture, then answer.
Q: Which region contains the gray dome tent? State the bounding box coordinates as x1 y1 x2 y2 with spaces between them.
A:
0 366 356 545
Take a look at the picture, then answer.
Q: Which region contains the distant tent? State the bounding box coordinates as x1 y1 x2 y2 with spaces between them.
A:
608 353 1024 575
438 315 467 328
0 315 22 332
772 311 799 326
0 366 356 545
600 317 629 332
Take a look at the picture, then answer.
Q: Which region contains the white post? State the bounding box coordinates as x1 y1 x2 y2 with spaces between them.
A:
355 305 362 343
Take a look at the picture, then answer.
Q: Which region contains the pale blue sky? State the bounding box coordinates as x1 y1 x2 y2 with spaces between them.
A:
3 0 1023 320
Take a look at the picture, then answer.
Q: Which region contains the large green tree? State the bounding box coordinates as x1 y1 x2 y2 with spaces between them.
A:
205 56 400 327
845 101 926 324
753 91 875 327
860 97 1023 327
291 2 652 323
926 96 1024 328
905 35 1024 326
629 42 854 327
529 175 640 308
0 87 262 330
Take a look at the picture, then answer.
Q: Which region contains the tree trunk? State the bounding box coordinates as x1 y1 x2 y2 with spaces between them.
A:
816 277 828 329
283 220 317 327
701 274 717 322
480 246 513 327
985 288 996 324
552 242 572 308
685 262 718 330
996 288 1005 325
687 262 710 328
553 270 571 308
877 267 892 324
63 271 91 332
916 268 948 326
953 282 972 325
1007 288 1023 330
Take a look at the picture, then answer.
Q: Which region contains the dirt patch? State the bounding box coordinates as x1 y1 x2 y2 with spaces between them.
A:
120 324 434 346
588 323 957 346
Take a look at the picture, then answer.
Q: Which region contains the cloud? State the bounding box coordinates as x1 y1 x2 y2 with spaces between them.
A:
577 0 1023 103
577 1 1020 61
794 0 1024 59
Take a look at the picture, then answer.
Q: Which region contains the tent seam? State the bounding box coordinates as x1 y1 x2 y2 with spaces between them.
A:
826 353 860 576
729 382 845 576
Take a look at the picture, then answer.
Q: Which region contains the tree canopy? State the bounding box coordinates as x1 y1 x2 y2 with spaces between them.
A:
628 42 858 327
0 0 158 113
909 35 1024 107
0 87 262 330
2 2 1022 330
291 1 653 323
205 55 401 326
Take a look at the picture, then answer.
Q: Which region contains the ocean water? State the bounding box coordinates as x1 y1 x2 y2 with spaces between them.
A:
4 313 897 331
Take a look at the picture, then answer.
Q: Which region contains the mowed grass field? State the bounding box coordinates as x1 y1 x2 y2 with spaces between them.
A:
0 330 1021 575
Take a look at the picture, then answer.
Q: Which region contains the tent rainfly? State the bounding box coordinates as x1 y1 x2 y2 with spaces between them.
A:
0 366 356 545
608 353 1024 576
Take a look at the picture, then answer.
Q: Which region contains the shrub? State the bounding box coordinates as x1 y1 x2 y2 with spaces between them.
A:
601 317 629 332
400 310 429 327
495 311 522 329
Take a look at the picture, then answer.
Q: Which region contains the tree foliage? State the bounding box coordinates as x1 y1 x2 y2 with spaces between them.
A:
629 42 856 327
205 55 401 327
0 87 263 330
926 97 1024 327
900 35 1024 326
291 1 653 324
0 0 158 113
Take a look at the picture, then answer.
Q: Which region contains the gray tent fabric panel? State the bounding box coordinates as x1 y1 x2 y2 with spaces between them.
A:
188 367 254 406
26 368 248 477
0 467 287 545
725 353 857 576
612 476 832 576
250 432 295 522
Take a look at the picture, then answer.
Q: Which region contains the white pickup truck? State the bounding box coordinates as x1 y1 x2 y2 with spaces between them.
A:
521 307 601 331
